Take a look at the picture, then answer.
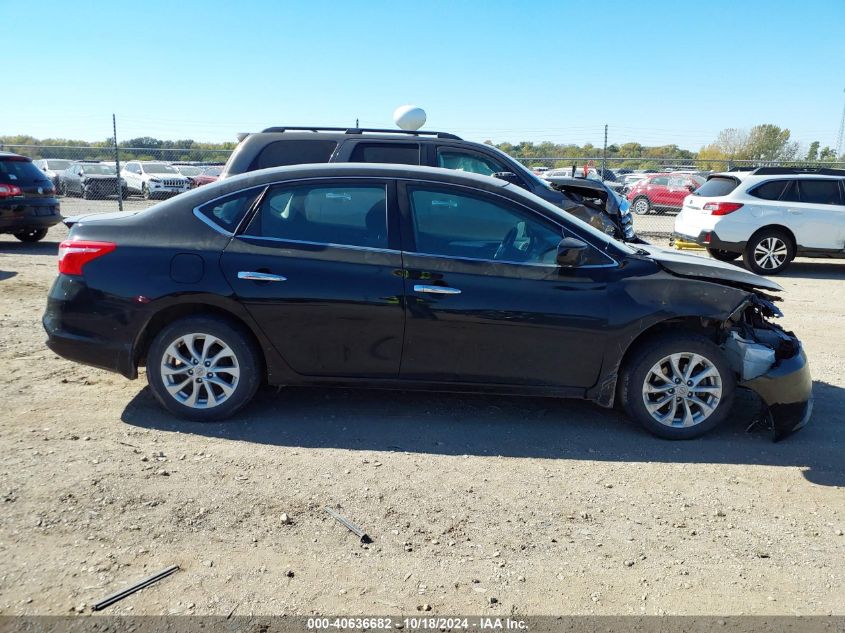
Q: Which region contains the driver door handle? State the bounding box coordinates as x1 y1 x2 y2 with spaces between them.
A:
414 284 461 295
238 271 287 282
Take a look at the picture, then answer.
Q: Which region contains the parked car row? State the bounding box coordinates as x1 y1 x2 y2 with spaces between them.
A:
30 160 223 201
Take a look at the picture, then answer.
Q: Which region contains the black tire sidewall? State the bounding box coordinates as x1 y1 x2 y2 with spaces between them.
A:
743 230 794 275
15 228 48 242
146 316 261 421
621 332 736 440
707 248 741 262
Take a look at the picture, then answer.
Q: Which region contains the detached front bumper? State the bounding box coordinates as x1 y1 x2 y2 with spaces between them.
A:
741 344 813 441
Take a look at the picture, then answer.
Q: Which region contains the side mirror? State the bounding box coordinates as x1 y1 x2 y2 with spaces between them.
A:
492 171 521 185
556 236 589 267
686 185 696 192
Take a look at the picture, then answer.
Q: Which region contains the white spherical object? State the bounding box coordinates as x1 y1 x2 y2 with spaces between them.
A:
393 105 426 131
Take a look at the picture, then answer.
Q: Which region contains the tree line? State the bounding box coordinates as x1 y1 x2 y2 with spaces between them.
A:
2 125 841 168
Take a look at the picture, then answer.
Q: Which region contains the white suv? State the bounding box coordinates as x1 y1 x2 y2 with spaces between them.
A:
120 161 192 200
674 168 845 274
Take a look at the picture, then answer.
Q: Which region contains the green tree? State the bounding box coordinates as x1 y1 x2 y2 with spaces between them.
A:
744 124 798 161
805 141 820 161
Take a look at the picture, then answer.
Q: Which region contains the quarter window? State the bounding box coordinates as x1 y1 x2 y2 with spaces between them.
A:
408 187 561 264
748 180 789 201
244 184 388 249
196 188 262 233
437 150 507 177
250 140 337 170
349 143 420 165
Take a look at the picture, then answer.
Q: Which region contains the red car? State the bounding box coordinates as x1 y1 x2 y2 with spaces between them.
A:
191 165 223 188
626 173 704 215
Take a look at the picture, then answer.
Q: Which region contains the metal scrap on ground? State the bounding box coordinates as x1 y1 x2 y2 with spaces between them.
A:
91 564 180 611
324 507 372 543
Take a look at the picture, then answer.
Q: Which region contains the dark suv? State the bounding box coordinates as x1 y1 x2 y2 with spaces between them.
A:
1 152 62 242
222 127 636 241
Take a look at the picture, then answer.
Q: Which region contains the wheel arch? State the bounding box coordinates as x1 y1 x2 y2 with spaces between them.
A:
131 298 288 383
747 224 797 251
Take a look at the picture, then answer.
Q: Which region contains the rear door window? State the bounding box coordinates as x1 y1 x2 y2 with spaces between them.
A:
0 159 51 185
797 179 843 205
748 180 790 201
348 142 420 165
244 184 388 249
250 140 338 170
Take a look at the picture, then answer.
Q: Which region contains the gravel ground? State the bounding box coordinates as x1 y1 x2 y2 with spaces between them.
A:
0 199 843 617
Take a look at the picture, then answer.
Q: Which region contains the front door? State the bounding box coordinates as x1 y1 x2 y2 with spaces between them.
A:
219 179 405 378
397 182 612 389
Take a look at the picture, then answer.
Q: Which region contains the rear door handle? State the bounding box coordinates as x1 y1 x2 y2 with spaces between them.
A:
238 271 287 282
414 284 461 295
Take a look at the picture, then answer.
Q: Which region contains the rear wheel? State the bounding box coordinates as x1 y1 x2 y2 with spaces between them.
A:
14 228 48 242
146 316 261 421
707 248 741 262
742 229 794 275
81 185 92 200
621 332 735 440
632 196 651 215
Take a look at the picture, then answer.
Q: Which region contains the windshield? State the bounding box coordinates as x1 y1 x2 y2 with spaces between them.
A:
143 163 178 174
46 160 71 170
174 166 203 176
203 166 223 176
81 164 116 175
504 183 637 255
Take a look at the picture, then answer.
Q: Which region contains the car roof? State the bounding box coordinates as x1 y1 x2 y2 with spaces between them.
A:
710 170 845 181
0 151 29 160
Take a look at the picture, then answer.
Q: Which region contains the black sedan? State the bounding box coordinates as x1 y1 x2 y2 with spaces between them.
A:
43 164 812 440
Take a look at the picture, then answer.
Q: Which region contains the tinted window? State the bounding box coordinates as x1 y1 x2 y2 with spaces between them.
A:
349 143 420 165
196 188 262 233
779 181 801 203
46 160 71 170
649 176 670 186
245 184 387 249
251 140 337 170
748 179 789 201
798 179 843 205
696 176 739 197
408 187 560 264
0 158 51 185
437 150 506 176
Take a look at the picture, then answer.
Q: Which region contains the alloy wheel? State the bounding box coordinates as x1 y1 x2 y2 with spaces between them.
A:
159 333 240 409
633 198 650 214
753 237 788 271
641 352 722 428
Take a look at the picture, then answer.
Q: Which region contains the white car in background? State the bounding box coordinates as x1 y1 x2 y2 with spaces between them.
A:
673 167 845 274
120 161 192 200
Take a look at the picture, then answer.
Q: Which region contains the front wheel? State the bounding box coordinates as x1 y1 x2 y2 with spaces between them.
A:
631 197 651 215
707 248 741 262
14 228 48 242
142 184 152 200
743 230 794 275
620 332 735 439
146 316 261 421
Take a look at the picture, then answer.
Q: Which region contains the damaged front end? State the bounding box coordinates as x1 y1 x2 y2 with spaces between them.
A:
722 294 813 441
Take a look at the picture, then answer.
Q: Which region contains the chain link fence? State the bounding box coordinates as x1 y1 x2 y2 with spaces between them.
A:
4 143 844 237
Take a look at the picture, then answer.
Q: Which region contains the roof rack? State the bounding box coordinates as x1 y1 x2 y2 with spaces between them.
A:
730 166 845 176
260 126 462 140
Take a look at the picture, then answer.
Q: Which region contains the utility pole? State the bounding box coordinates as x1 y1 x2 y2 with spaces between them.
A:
837 88 845 159
355 118 359 128
113 114 123 212
601 124 608 182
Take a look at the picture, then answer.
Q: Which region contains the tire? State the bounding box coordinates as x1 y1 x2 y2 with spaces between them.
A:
707 248 741 262
59 182 67 196
620 332 735 440
14 228 48 242
142 184 152 200
146 315 261 421
742 229 794 275
121 188 129 200
632 196 651 215
81 185 91 200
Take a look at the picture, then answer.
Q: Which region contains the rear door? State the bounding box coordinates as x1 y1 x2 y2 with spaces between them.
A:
781 178 845 249
219 178 405 378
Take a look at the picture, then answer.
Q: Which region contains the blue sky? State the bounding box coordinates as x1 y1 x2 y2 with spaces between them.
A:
4 0 844 152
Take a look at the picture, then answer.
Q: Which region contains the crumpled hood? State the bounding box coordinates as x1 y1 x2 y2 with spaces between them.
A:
638 245 783 292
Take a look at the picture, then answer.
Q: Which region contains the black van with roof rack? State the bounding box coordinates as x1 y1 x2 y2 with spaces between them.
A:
222 127 636 241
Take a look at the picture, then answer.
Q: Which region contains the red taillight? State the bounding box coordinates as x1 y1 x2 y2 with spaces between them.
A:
704 202 743 216
0 184 22 198
58 240 116 275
